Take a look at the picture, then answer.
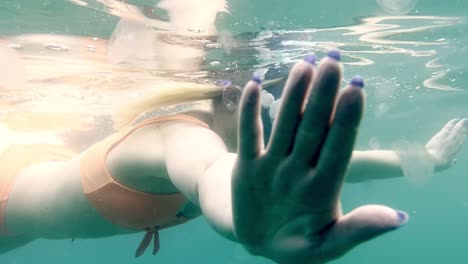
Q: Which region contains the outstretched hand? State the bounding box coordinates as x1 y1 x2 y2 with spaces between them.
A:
232 51 408 263
426 118 467 172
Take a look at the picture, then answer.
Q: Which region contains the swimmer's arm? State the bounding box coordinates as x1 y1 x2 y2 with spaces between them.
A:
163 125 237 240
346 118 467 183
165 129 417 237
345 150 405 183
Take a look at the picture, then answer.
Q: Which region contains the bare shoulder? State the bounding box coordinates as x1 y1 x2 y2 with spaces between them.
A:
105 120 228 196
161 120 230 203
106 120 226 169
160 120 228 154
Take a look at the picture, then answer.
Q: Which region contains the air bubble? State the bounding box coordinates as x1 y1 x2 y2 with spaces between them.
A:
269 99 282 120
187 28 206 34
45 43 70 52
8 44 22 49
260 91 274 108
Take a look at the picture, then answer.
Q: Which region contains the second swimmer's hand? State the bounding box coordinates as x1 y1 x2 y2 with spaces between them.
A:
232 52 408 264
425 118 467 172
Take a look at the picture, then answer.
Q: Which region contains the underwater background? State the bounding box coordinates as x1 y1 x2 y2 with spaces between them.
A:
0 0 467 263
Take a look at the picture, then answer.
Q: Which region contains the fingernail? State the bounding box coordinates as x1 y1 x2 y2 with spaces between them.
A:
216 79 232 88
304 53 316 65
350 75 364 88
396 210 409 226
252 72 262 84
327 49 341 61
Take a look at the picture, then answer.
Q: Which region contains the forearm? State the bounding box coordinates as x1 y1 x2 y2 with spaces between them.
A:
347 119 468 183
346 148 438 183
197 153 237 241
163 126 238 240
345 150 405 183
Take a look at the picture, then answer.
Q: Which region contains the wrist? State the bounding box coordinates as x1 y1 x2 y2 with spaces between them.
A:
393 141 435 180
425 148 452 172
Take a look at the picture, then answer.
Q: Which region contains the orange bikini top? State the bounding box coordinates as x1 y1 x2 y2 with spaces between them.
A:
79 114 209 256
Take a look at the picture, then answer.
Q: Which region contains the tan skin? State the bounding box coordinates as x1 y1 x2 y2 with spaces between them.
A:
1 84 241 249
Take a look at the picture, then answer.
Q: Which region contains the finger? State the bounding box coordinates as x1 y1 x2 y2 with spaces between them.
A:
292 51 342 165
455 118 468 133
444 118 461 131
300 77 364 203
321 205 408 258
427 118 467 172
267 55 316 157
269 98 282 121
447 117 468 156
430 118 460 142
441 118 467 158
238 75 264 160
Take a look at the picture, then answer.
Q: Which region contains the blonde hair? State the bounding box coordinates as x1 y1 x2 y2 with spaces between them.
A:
112 81 223 129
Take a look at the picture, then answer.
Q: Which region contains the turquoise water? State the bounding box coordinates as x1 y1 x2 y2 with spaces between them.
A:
1 0 468 263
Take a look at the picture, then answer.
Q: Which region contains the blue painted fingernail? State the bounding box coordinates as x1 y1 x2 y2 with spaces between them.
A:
304 53 316 65
252 72 262 84
327 49 341 61
216 79 232 88
396 210 409 226
350 75 364 88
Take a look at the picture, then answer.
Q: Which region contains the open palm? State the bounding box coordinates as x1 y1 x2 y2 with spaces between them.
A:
232 52 408 263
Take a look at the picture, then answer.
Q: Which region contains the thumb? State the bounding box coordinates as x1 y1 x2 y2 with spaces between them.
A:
322 205 408 259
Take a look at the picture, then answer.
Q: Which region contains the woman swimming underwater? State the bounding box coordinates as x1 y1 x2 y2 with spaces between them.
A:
0 41 466 264
0 2 467 261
